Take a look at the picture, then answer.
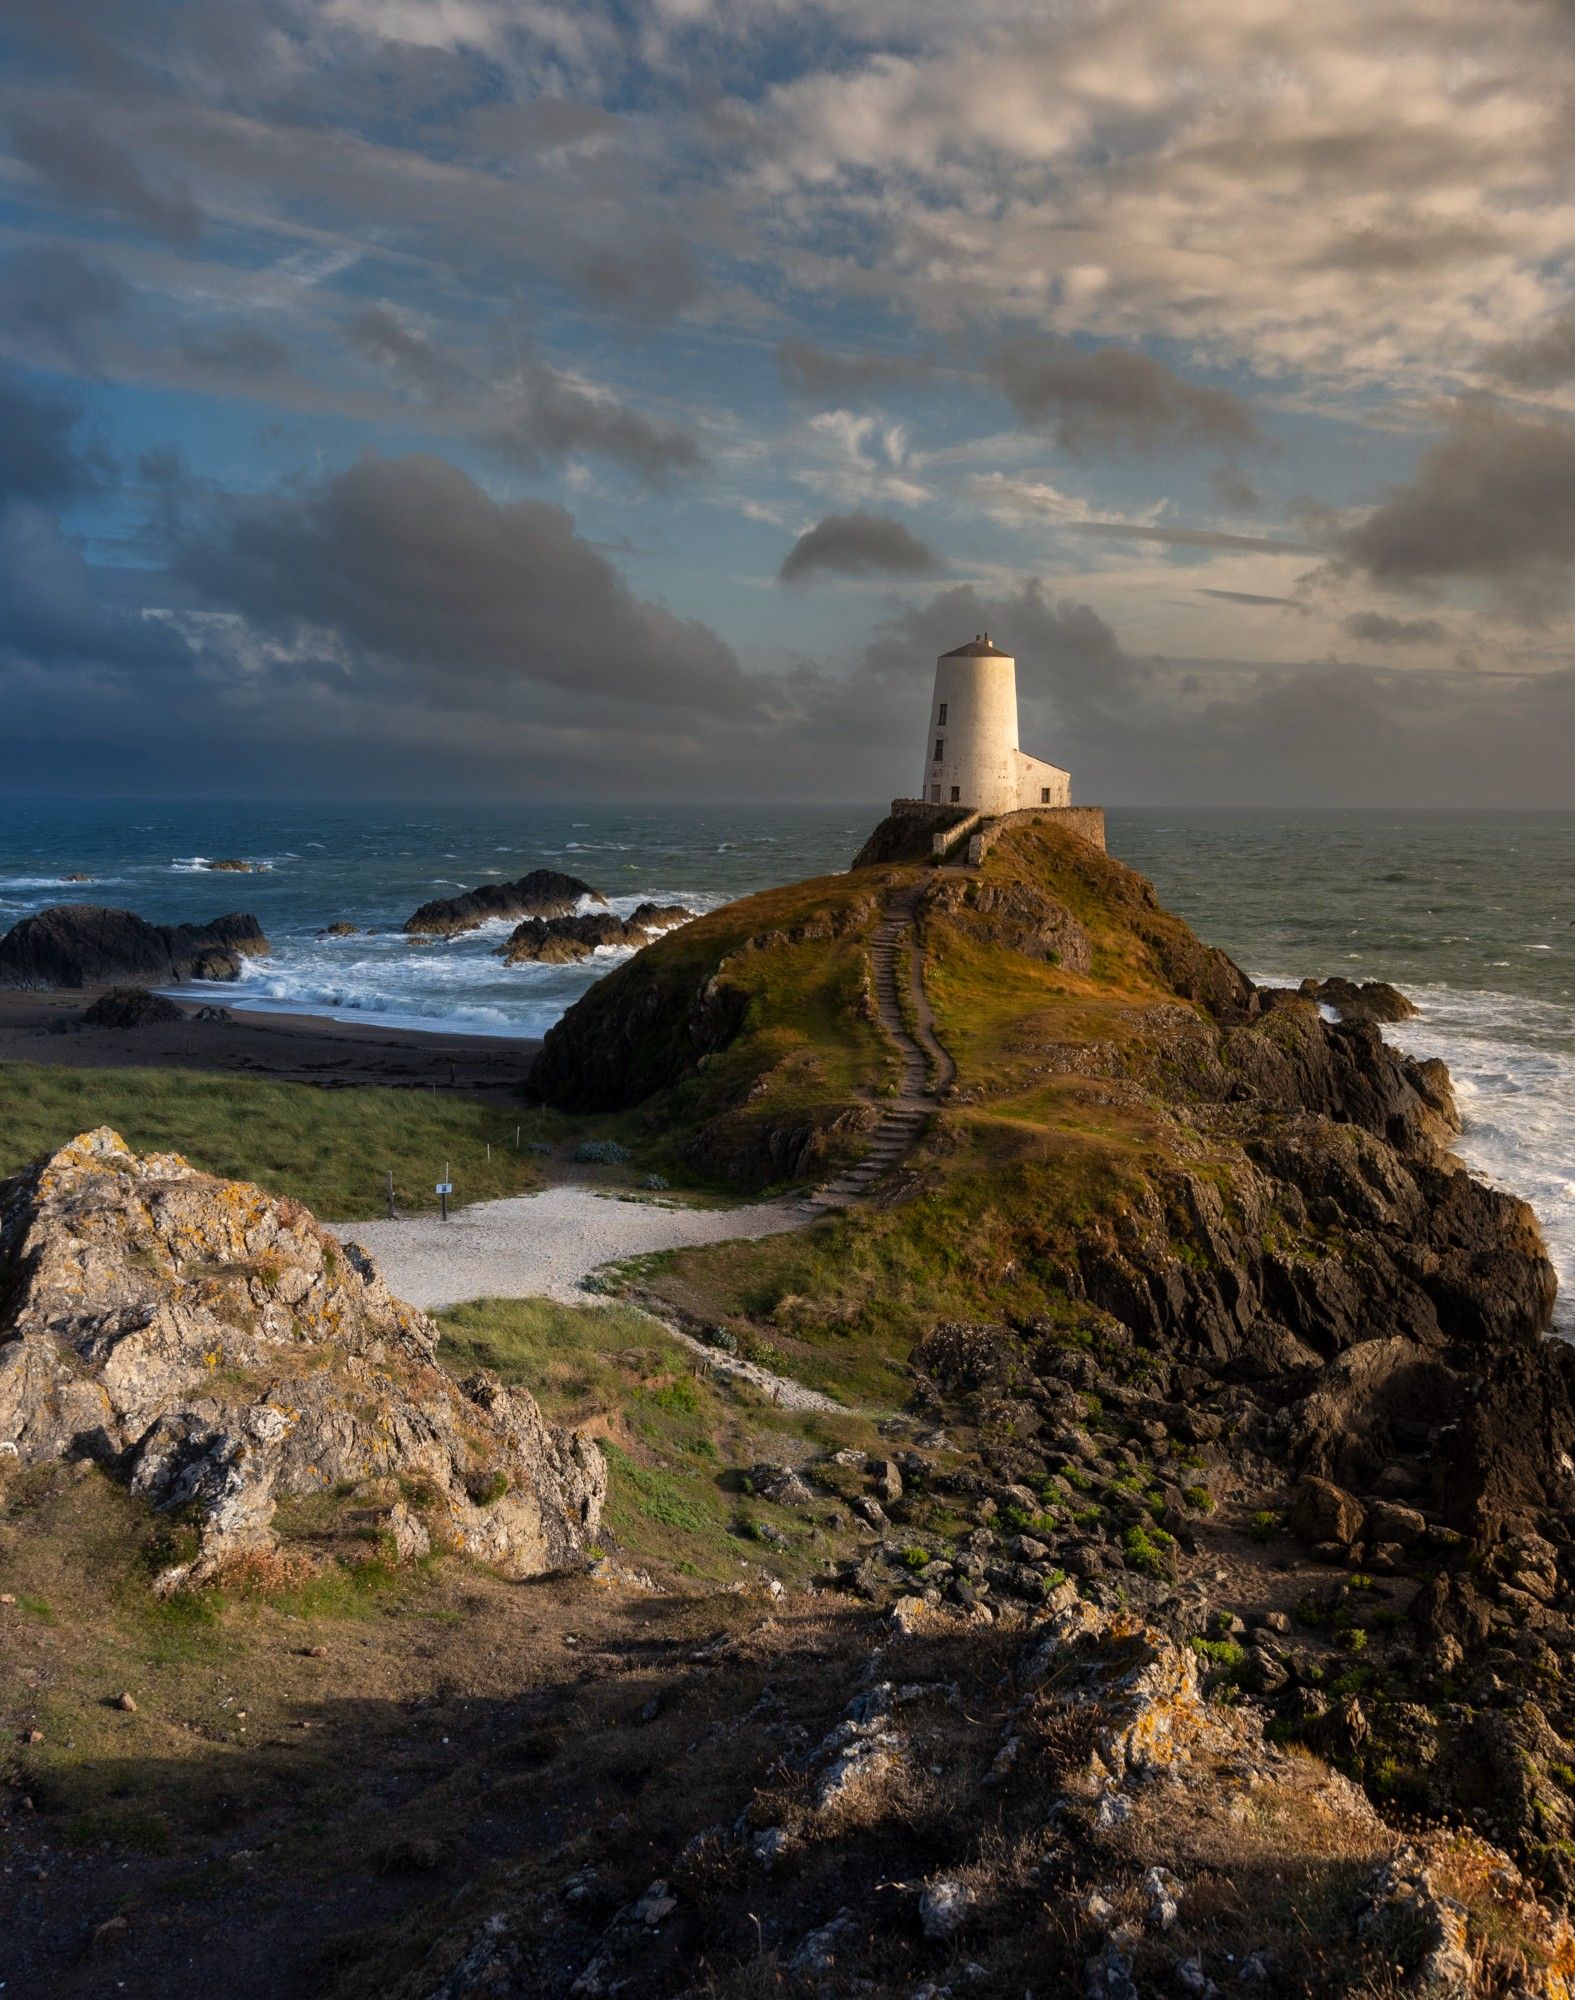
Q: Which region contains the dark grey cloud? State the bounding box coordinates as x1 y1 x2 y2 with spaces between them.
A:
177 453 754 714
776 340 935 402
5 242 129 357
985 336 1258 456
1308 219 1505 274
344 304 465 397
579 232 702 323
1209 464 1261 511
1200 588 1301 607
179 323 293 382
1341 610 1448 646
1483 308 1575 390
488 361 703 485
11 114 201 245
0 366 98 506
1335 402 1575 616
779 511 942 584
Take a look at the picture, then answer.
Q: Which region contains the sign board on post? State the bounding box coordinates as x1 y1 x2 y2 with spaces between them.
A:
436 1179 453 1220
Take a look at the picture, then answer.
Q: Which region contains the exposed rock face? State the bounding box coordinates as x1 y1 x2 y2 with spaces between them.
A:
80 987 186 1028
498 904 694 966
852 805 974 868
0 906 268 989
921 872 1093 972
1298 975 1419 1023
404 870 606 938
0 1130 605 1586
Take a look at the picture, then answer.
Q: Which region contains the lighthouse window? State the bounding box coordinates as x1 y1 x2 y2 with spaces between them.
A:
934 739 944 762
950 786 960 802
937 703 947 725
1041 787 1051 804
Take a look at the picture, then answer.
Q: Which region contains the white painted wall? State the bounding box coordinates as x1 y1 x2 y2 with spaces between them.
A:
921 644 1070 814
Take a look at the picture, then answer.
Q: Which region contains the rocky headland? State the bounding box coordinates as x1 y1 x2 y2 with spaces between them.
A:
6 817 1575 1996
0 904 269 988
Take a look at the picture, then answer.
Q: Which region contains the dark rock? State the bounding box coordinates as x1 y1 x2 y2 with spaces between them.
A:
627 902 694 935
1289 1477 1364 1548
851 806 973 867
499 912 629 965
319 921 359 937
404 870 605 938
80 987 186 1029
203 858 256 873
1365 1499 1426 1547
0 907 268 990
1298 976 1419 1023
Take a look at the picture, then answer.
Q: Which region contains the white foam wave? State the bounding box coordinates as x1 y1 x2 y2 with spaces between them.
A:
0 875 126 891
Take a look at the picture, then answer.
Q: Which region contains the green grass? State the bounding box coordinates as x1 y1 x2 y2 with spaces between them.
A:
0 1062 546 1219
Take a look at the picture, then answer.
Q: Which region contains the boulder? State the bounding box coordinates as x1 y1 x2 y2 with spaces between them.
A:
1365 1499 1426 1547
0 1130 605 1586
203 859 255 873
404 870 605 938
626 902 694 936
1289 1477 1364 1548
0 907 268 989
80 987 186 1029
319 921 359 938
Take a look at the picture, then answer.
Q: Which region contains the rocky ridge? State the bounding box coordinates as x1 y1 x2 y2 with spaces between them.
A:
0 1129 605 1586
0 905 269 988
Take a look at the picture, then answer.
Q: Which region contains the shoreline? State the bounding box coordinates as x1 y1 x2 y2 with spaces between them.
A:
0 985 539 1093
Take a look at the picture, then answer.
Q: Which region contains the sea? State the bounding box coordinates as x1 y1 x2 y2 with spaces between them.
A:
2 800 1571 1328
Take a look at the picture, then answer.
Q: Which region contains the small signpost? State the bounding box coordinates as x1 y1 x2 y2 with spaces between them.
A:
436 1162 454 1221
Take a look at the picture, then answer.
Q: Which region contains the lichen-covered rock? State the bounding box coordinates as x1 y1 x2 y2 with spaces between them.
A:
0 906 268 989
0 1130 605 1585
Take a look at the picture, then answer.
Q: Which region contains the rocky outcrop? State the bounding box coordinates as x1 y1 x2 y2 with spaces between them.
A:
498 904 694 966
80 987 186 1028
0 1130 605 1586
921 871 1093 971
202 858 258 873
404 871 606 938
1299 975 1419 1023
851 805 974 867
0 906 268 989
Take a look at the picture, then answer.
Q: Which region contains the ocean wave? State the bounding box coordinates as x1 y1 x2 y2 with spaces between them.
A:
0 875 126 891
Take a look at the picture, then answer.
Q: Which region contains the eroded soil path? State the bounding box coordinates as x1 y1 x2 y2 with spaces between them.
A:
811 881 954 1205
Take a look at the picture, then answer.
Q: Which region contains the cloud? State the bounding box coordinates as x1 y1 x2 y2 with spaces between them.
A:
5 242 129 358
487 361 704 485
1483 308 1575 391
0 367 99 507
179 324 295 381
779 510 942 583
776 340 935 402
11 115 202 245
1200 588 1302 607
579 231 702 322
1072 520 1320 555
1335 402 1575 616
986 335 1258 455
177 453 754 714
1341 610 1448 646
344 303 467 396
1210 464 1261 511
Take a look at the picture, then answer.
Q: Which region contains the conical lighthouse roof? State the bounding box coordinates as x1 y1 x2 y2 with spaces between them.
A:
941 632 1011 657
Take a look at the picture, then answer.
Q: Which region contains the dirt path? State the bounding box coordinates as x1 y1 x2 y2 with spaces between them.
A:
332 1184 814 1311
811 881 955 1205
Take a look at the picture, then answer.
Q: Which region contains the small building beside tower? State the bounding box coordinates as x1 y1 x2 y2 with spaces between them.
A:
922 634 1070 815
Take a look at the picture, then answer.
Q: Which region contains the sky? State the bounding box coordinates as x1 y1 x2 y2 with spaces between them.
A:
3 0 1575 805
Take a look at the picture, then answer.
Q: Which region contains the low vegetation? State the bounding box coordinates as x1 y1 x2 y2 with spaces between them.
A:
0 1061 546 1217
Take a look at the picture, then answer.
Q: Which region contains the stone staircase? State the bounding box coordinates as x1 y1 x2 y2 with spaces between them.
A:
808 885 955 1208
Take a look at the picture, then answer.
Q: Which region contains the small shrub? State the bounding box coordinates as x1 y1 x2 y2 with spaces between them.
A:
1339 1626 1369 1653
1182 1484 1215 1513
1190 1636 1247 1672
1121 1523 1174 1577
574 1139 631 1166
643 1173 670 1191
467 1469 511 1507
902 1545 931 1570
1248 1509 1280 1544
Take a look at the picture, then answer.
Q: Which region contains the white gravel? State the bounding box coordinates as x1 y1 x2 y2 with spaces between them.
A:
331 1184 815 1312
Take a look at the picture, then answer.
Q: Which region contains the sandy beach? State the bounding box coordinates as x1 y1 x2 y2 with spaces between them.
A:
0 985 537 1093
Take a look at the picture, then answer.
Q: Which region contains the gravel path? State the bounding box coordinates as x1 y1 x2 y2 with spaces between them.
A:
331 1185 814 1312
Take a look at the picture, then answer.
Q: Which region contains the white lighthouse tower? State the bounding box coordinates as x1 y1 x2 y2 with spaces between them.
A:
921 633 1069 815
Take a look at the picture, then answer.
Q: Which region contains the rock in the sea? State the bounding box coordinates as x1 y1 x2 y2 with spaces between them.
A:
0 1130 605 1586
80 987 186 1029
203 859 256 873
404 870 606 938
1298 976 1419 1023
499 912 630 966
0 907 269 989
626 902 693 936
319 921 359 938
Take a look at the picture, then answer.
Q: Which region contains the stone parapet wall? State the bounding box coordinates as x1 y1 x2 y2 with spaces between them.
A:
967 805 1106 864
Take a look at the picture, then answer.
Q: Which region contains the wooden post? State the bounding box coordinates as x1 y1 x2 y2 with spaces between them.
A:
386 1169 395 1220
